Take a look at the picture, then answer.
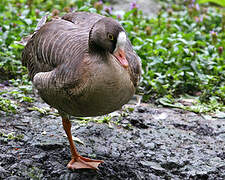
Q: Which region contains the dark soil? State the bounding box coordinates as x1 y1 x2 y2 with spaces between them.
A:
1 86 225 180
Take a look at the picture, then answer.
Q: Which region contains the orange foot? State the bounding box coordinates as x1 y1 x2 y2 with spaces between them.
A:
67 156 104 170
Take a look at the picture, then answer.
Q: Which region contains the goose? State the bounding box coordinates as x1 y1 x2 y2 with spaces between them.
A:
22 11 141 170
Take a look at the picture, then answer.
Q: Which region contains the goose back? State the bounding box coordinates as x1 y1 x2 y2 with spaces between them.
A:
22 12 103 80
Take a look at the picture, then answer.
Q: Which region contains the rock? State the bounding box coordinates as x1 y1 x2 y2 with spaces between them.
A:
2 85 225 179
143 142 155 150
0 166 8 179
59 171 99 180
0 154 15 164
137 106 146 113
161 159 184 170
152 112 168 120
195 124 214 136
9 163 20 170
217 152 225 160
20 159 33 167
195 171 209 179
127 115 149 129
34 142 64 150
0 166 7 173
32 152 47 162
5 176 23 180
140 161 165 174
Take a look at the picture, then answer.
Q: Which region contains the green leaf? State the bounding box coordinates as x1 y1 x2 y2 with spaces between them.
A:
198 0 225 7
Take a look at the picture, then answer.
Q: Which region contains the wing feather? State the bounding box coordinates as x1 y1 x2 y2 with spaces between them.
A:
22 12 104 80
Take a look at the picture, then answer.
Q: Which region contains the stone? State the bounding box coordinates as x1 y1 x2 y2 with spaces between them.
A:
5 176 23 180
32 152 47 162
20 159 33 167
144 142 155 150
0 166 8 179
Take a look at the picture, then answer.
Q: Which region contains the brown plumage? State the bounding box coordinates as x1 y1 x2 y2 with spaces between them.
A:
22 11 141 170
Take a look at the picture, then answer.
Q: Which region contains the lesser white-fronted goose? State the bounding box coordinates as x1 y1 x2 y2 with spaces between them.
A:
22 11 141 170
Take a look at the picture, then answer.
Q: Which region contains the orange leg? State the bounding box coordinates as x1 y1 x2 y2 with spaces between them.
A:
62 117 104 170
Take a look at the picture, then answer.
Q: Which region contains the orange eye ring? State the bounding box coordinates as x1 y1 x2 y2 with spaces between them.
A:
107 33 114 41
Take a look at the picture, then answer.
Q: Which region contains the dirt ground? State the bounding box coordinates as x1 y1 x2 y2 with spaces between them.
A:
1 84 225 180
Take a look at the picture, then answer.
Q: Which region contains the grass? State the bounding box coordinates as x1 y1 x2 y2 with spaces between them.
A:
0 0 224 114
0 131 24 141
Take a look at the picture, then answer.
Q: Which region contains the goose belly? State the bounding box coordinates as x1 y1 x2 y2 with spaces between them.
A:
64 63 135 117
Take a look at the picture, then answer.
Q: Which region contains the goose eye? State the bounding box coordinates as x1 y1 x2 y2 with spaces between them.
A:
107 33 114 41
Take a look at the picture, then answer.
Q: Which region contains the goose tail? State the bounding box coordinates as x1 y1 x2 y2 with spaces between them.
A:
16 13 49 46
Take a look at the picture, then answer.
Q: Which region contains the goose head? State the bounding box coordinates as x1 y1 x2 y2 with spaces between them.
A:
89 17 128 68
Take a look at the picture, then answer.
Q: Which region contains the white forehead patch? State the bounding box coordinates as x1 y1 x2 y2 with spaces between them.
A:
115 31 126 51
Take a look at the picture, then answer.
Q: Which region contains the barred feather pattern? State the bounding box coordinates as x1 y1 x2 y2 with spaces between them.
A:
22 12 103 81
